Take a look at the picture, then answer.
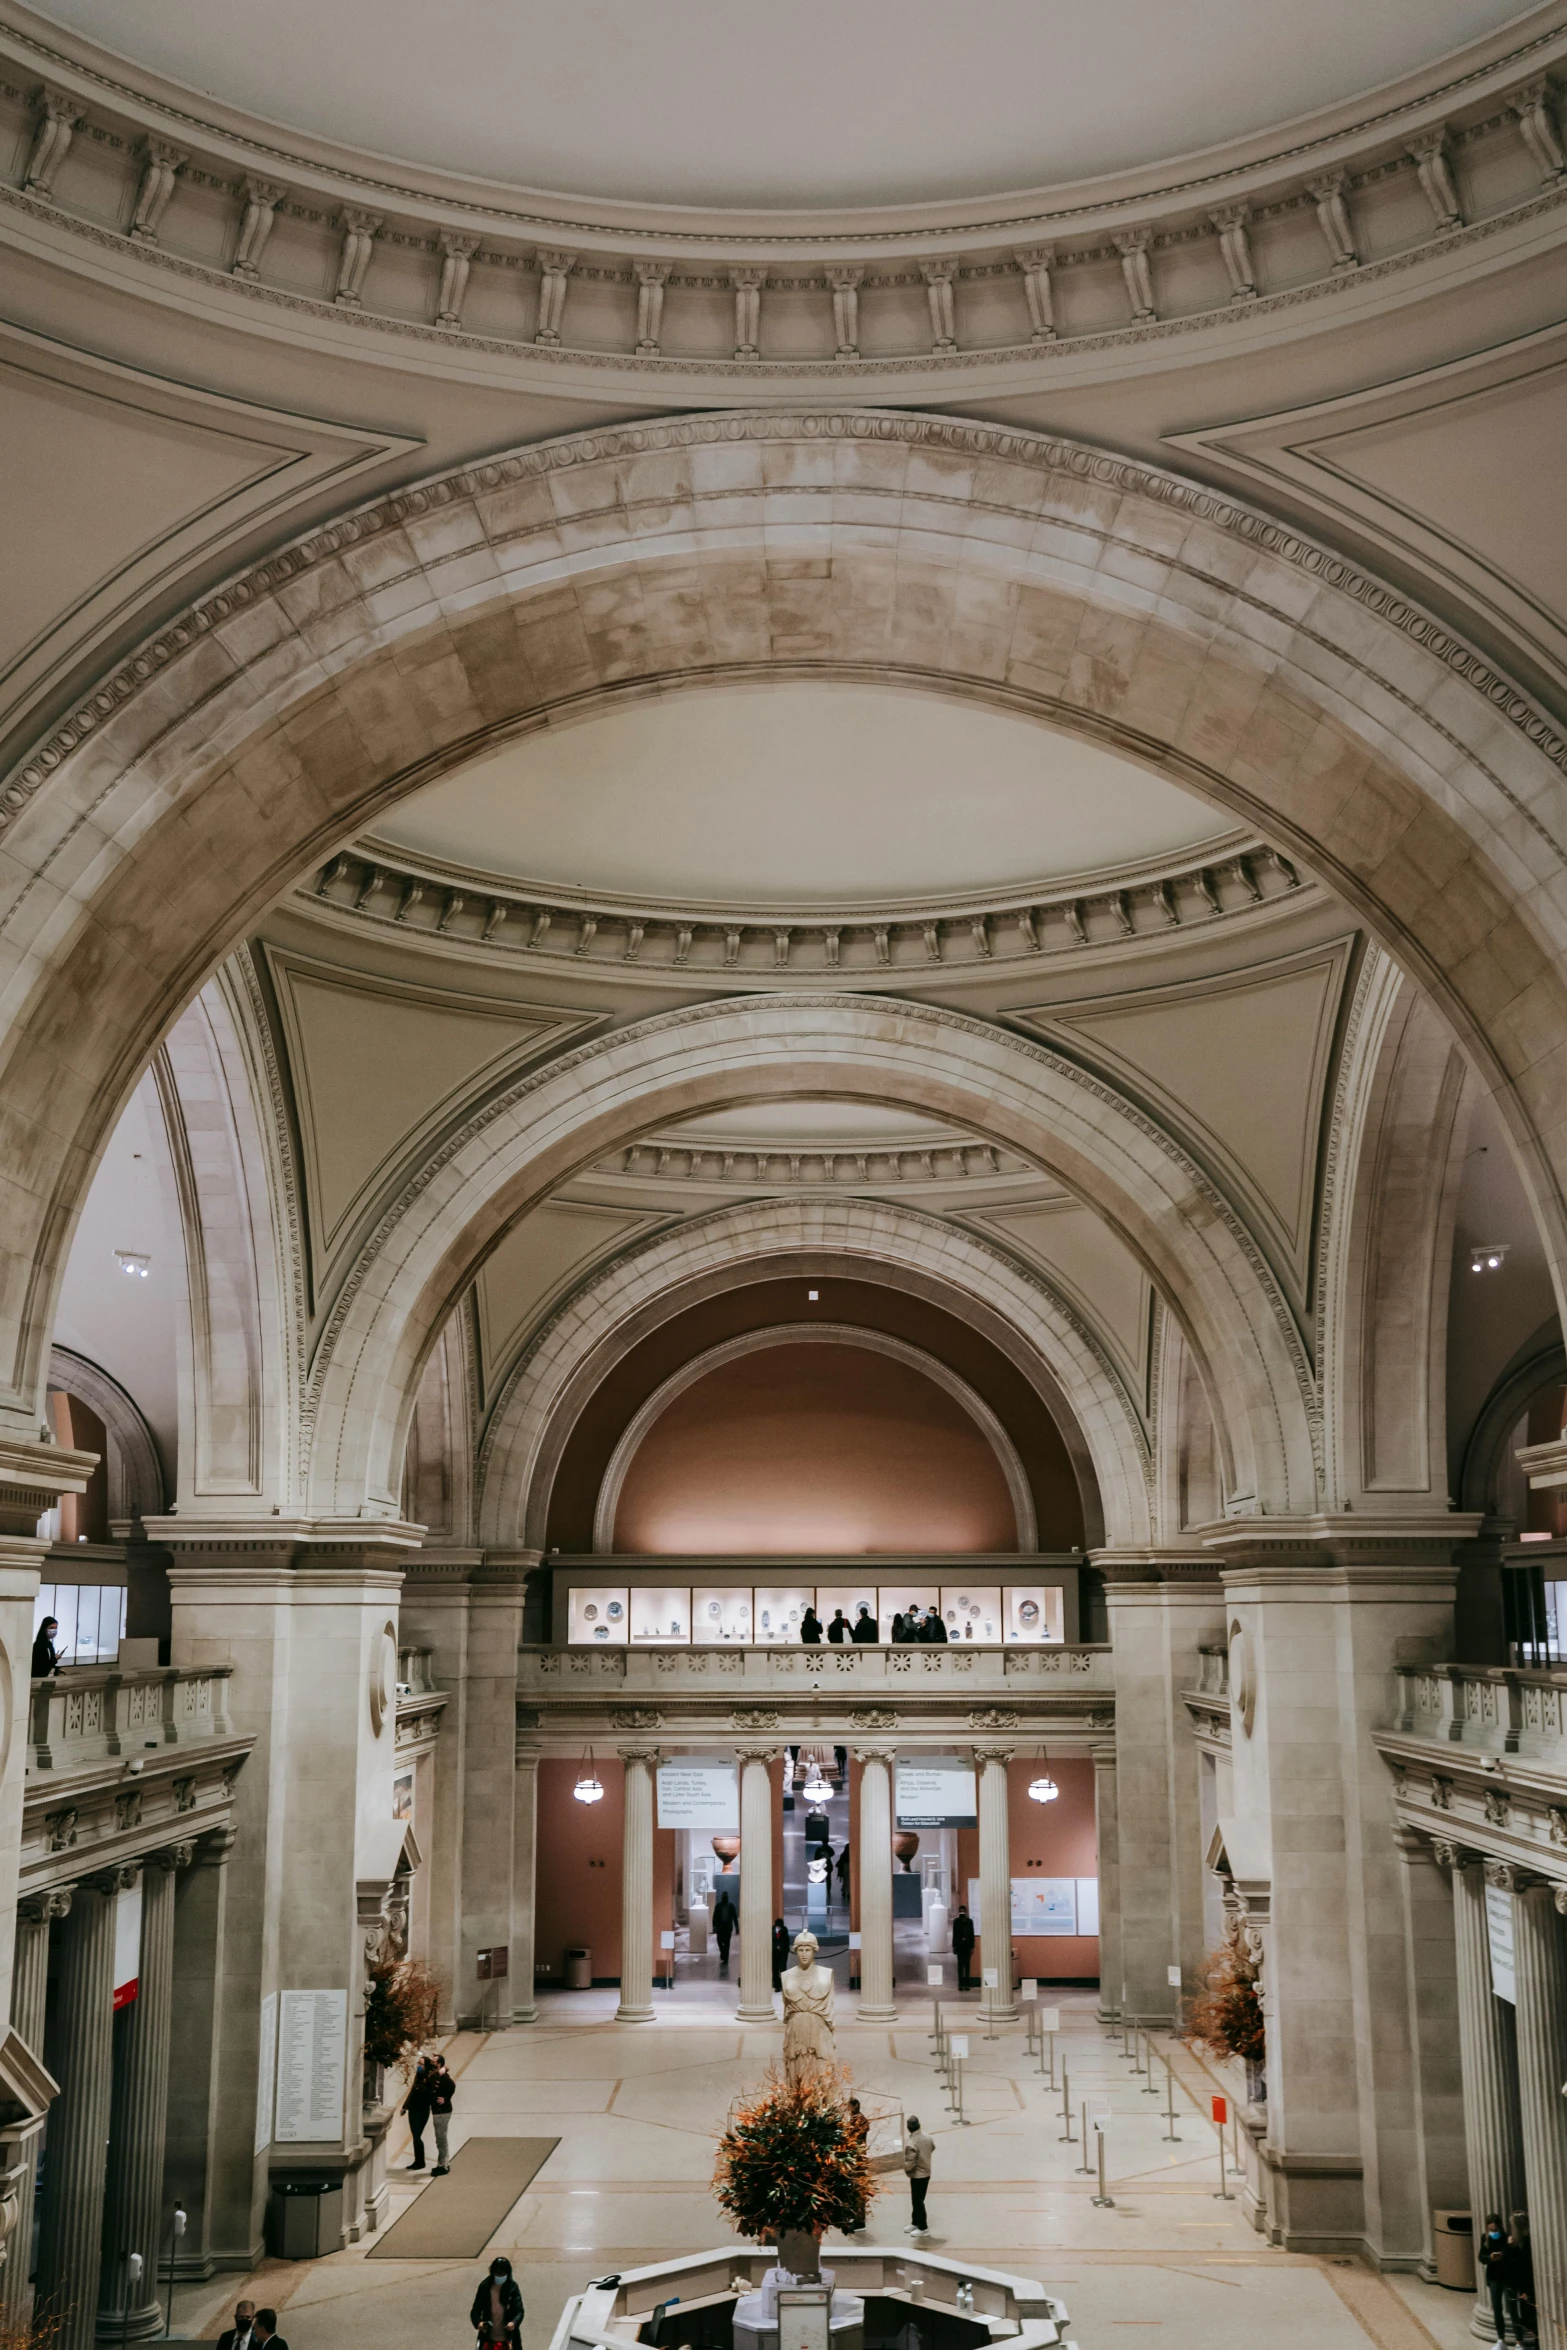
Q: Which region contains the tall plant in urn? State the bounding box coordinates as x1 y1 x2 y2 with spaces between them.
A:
713 2065 874 2253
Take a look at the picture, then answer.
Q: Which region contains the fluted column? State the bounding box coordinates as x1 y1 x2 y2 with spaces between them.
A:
6 1890 69 2316
616 1751 656 2023
976 1749 1017 2022
99 1848 190 2338
1091 1743 1122 2025
736 1751 777 2024
512 1750 539 2025
37 1870 127 2350
1513 1878 1567 2350
856 1751 895 2022
1448 1850 1525 2343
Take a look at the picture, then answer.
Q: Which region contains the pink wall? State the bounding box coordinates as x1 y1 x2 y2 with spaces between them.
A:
537 1757 624 1984
613 1340 1018 1552
958 1758 1099 1984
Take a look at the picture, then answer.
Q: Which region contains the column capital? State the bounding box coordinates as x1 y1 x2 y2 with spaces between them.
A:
1201 1512 1482 1584
1092 1547 1223 1591
17 1887 71 1923
735 1744 780 1766
0 1433 97 1541
194 1823 237 1868
79 1863 138 1897
972 1745 1016 1766
1483 1856 1547 1893
617 1745 659 1766
152 1841 195 1873
850 1744 893 1764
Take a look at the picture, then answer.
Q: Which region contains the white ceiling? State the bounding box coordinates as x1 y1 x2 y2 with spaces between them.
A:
667 1102 968 1147
368 683 1234 909
30 0 1531 209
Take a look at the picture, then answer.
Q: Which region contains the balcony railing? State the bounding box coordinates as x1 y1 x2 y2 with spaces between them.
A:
519 1642 1112 1695
1388 1662 1567 1761
28 1665 233 1772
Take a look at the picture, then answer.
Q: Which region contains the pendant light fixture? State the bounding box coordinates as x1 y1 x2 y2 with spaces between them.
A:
573 1747 605 1804
1027 1744 1059 1804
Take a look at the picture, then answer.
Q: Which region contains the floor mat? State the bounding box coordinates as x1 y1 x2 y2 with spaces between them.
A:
366 2136 559 2259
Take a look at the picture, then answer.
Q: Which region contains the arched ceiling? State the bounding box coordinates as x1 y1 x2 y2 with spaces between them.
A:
27 0 1533 209
364 684 1236 912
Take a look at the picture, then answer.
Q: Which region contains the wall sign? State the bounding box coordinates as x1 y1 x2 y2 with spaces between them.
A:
255 1992 277 2154
1010 1878 1077 1935
657 1761 739 1830
274 1989 348 2143
1485 1880 1516 2003
112 1878 142 2010
896 1759 977 1827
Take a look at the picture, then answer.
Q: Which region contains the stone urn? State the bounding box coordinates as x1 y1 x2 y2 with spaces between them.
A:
892 1832 920 1872
711 1834 741 1870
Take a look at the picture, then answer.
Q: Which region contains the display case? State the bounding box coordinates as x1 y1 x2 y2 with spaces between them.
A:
691 1586 753 1644
568 1586 629 1645
875 1584 941 1640
940 1585 1003 1643
753 1585 814 1643
1003 1585 1064 1643
629 1586 692 1645
815 1585 878 1640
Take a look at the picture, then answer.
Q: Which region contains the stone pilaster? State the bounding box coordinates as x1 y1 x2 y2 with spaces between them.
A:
1392 1830 1466 2280
97 1848 189 2337
6 1889 69 2315
855 1751 896 2023
512 1748 539 2026
1090 1743 1122 2024
1449 1850 1526 2341
975 1748 1017 2021
162 1829 232 2281
735 1751 776 2025
455 1556 535 2024
36 1870 129 2350
1512 1877 1567 2350
615 1750 656 2023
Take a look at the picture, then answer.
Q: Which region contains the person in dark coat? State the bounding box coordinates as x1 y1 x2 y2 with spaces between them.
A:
252 2314 289 2350
889 1612 908 1643
30 1618 60 1676
402 2052 435 2170
826 1610 850 1644
836 1844 851 1905
1506 2215 1535 2348
470 2256 525 2348
800 1607 823 1645
428 2052 456 2174
951 1903 977 1992
1479 2215 1509 2343
216 2301 257 2350
772 1917 791 1990
713 1889 738 1971
919 1608 949 1645
850 1604 878 1645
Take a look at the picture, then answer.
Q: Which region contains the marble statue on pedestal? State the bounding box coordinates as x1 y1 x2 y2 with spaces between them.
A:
779 1930 837 2085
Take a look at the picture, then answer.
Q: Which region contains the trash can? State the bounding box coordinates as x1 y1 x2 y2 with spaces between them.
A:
564 1946 592 1989
270 2179 344 2260
1432 2210 1474 2291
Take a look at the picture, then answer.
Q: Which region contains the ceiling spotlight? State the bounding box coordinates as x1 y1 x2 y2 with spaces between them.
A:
573 1750 604 1804
1027 1772 1059 1804
1469 1244 1509 1274
114 1250 151 1279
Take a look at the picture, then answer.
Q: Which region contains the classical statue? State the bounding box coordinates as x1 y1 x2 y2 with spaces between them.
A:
779 1929 837 2085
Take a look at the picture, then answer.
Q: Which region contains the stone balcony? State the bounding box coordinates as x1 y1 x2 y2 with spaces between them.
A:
1387 1662 1567 1765
27 1664 233 1774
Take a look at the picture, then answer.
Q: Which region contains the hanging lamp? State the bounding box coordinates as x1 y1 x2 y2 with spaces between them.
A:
573 1747 605 1804
1027 1744 1059 1804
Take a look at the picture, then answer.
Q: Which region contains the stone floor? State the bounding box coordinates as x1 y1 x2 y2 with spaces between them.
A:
171 1990 1476 2350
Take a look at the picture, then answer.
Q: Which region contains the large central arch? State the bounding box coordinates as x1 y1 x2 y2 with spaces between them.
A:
4 410 1567 1451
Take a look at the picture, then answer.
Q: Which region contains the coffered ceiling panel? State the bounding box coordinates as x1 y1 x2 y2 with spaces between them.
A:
1011 939 1354 1303
265 947 600 1283
475 1201 671 1397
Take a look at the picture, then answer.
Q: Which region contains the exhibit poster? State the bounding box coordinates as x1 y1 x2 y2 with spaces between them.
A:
896 1758 977 1827
1010 1878 1078 1934
274 1988 348 2143
657 1760 740 1830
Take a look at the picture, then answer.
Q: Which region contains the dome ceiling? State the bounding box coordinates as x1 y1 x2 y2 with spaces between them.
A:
28 0 1531 209
364 683 1236 913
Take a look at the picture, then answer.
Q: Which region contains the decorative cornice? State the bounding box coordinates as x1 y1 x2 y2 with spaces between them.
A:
301 839 1303 984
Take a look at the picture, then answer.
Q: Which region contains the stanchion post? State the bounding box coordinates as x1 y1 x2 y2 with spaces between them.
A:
1143 2029 1160 2094
1092 2120 1115 2209
1059 2061 1074 2142
1075 2102 1092 2174
1211 2093 1234 2200
1163 2054 1181 2141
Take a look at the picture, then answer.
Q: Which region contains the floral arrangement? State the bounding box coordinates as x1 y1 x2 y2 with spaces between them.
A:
364 1956 442 2076
1185 1924 1265 2064
713 2066 875 2242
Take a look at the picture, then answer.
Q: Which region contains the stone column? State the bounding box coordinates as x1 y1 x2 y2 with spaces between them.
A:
856 1751 895 2023
6 1890 69 2315
736 1751 777 2025
162 1828 233 2285
616 1751 656 2023
1448 1849 1525 2342
36 1870 127 2350
976 1749 1017 2022
98 1847 190 2337
512 1748 539 2026
1513 1877 1567 2350
1393 1831 1466 2279
1090 1743 1122 2025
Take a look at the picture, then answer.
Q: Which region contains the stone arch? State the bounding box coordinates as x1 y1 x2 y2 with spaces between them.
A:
7 410 1567 1454
47 1345 165 1526
344 994 1315 1540
589 1320 1039 1554
472 1193 1151 1547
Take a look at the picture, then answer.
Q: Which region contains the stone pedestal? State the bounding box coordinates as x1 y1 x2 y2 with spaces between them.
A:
976 1749 1017 2022
735 1752 777 2025
616 1750 656 2023
36 1873 124 2350
1512 1879 1567 2350
1450 1853 1525 2342
855 1752 895 2023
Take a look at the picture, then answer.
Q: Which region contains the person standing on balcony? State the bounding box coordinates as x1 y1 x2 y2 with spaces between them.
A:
31 1616 61 1676
827 1609 850 1644
851 1604 878 1644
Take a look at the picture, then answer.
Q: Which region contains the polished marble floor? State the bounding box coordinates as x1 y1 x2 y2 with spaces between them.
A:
173 1991 1472 2350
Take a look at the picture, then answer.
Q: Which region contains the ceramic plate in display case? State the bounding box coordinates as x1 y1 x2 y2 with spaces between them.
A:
1003 1585 1064 1643
940 1585 1003 1643
874 1584 940 1640
568 1586 629 1644
629 1586 691 1644
691 1586 753 1644
753 1585 814 1643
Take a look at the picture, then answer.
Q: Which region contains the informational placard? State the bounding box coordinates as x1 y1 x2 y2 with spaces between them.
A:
982 1965 999 1988
926 1964 944 1986
1018 1978 1037 2001
949 2035 969 2059
1039 2004 1061 2033
1167 1963 1182 1988
897 1759 977 1827
274 1989 348 2144
1076 1878 1100 1934
112 1878 142 2010
657 1761 738 1831
1011 1878 1077 1934
254 1992 277 2154
660 1930 676 1950
776 2287 833 2350
1486 1880 1516 2003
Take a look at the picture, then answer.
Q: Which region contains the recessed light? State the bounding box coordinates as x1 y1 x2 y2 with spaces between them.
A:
114 1250 151 1279
807 1288 819 1301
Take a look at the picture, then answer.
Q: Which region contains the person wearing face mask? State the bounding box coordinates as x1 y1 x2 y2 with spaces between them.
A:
471 2254 525 2349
